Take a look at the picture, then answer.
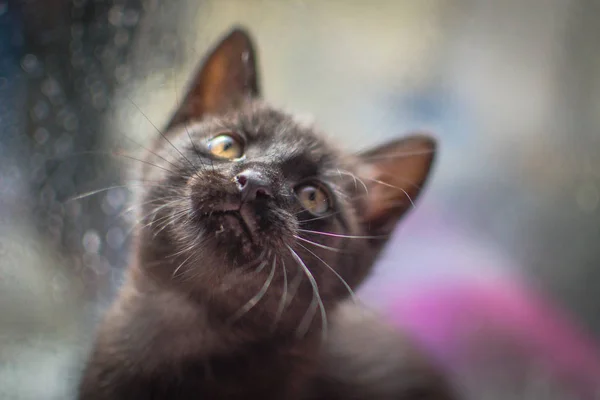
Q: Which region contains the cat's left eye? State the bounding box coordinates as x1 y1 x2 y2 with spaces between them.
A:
208 134 244 160
295 184 330 215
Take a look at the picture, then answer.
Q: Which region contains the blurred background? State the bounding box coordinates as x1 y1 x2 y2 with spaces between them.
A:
1 0 600 398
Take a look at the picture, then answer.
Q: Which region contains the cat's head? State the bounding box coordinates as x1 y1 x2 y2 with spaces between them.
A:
134 28 436 336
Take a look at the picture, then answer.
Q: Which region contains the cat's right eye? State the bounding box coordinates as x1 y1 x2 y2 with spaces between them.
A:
295 184 330 215
208 134 244 160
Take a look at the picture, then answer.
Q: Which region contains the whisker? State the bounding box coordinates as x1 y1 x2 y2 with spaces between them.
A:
271 258 288 331
284 263 304 308
125 95 201 178
294 235 344 253
119 152 178 174
67 182 162 202
255 253 271 274
171 252 196 280
126 206 188 240
227 256 277 323
298 229 387 240
287 245 327 341
297 242 358 304
355 148 435 161
122 132 186 173
299 211 342 223
46 147 179 176
334 169 369 195
148 208 189 236
171 68 210 173
364 177 416 209
116 195 181 219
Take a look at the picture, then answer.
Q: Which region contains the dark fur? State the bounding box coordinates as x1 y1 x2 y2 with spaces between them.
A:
78 27 456 399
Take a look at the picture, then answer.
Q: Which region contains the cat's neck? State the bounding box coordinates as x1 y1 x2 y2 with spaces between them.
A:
113 260 318 360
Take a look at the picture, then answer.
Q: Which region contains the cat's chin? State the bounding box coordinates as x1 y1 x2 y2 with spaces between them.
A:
204 211 280 260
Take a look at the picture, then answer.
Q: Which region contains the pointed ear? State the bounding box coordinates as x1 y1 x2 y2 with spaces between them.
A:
168 27 260 128
357 134 436 235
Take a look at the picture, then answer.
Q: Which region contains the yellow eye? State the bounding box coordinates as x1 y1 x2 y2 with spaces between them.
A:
208 134 243 159
296 184 330 215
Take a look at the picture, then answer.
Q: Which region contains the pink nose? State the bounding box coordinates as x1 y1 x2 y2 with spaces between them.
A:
235 169 273 201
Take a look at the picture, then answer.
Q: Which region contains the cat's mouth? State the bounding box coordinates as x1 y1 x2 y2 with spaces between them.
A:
212 208 257 241
194 193 286 258
205 200 266 243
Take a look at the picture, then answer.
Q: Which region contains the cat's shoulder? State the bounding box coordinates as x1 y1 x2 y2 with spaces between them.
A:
310 300 457 399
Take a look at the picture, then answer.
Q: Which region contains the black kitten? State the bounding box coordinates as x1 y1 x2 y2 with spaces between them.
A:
78 27 456 400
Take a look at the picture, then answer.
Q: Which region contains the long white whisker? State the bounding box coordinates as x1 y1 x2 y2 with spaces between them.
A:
287 245 327 341
271 259 288 331
297 242 358 304
67 182 163 202
122 132 187 172
171 67 210 173
356 148 435 161
337 169 369 195
298 229 387 240
294 235 344 253
227 256 277 323
365 177 416 209
171 252 195 279
285 263 304 308
125 95 202 179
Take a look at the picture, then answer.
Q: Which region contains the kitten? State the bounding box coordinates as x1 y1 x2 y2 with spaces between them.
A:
78 27 456 399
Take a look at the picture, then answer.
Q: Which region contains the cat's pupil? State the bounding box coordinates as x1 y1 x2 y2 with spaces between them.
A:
309 191 316 201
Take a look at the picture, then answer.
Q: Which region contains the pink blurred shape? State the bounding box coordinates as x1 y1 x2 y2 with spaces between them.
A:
386 278 600 398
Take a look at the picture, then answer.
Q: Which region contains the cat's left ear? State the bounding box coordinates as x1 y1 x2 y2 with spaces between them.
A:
168 27 260 128
357 134 436 236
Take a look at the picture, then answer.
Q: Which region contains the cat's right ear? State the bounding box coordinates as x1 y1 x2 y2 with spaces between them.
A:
356 134 436 237
167 27 260 128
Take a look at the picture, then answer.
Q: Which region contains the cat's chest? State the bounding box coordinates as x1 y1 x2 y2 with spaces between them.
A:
168 352 311 399
117 335 316 400
109 297 318 399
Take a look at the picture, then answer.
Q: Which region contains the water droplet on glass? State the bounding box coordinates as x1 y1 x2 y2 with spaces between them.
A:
92 93 107 110
71 23 84 38
114 65 131 83
82 230 102 254
41 78 61 98
48 213 64 231
71 54 85 69
160 34 177 51
21 54 39 74
107 188 126 209
106 226 125 250
31 100 50 121
34 127 50 145
50 202 64 216
65 201 82 218
40 185 56 203
90 81 104 95
108 5 124 26
51 273 68 294
54 133 73 157
101 47 117 62
70 39 83 53
63 114 78 131
30 152 45 167
123 9 140 27
114 30 130 47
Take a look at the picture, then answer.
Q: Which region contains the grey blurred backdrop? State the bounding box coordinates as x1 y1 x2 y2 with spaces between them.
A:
1 0 599 399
